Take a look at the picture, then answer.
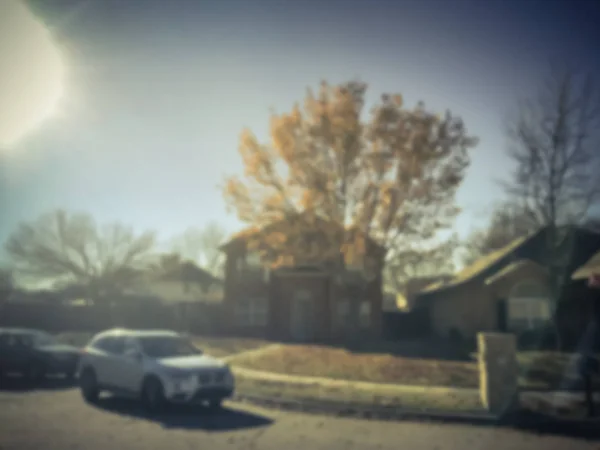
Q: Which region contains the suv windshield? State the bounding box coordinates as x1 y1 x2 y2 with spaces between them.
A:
139 336 202 358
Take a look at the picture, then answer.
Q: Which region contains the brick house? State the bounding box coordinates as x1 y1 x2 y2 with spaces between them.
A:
219 221 385 342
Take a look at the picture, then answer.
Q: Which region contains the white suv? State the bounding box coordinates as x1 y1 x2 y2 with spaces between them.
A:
77 329 235 412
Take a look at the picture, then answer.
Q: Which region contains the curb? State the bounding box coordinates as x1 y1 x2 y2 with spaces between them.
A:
231 393 499 425
230 366 477 396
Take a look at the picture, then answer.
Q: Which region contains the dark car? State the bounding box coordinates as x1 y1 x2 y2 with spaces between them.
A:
0 328 81 383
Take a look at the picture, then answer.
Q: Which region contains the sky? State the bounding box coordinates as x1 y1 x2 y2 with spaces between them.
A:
1 0 599 260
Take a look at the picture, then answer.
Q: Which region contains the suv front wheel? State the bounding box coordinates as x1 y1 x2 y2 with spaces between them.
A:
80 368 99 403
141 376 166 413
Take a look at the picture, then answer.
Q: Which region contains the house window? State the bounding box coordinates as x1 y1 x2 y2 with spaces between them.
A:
359 301 371 328
335 299 350 328
246 251 262 268
238 250 269 282
508 281 552 331
235 297 268 327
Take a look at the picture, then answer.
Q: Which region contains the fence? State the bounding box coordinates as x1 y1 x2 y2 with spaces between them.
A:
0 301 226 336
381 308 431 340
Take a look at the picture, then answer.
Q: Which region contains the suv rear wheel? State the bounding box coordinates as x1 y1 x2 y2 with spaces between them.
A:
80 368 99 403
207 398 223 411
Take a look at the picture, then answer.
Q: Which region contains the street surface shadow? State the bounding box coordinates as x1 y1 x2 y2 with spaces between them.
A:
502 409 600 441
94 395 275 431
0 375 76 392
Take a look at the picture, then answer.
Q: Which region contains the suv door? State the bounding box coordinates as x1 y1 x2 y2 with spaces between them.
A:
100 336 127 389
89 336 124 388
120 338 145 394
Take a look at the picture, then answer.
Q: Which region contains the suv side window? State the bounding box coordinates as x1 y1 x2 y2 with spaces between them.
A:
111 337 125 355
92 336 125 355
123 337 139 356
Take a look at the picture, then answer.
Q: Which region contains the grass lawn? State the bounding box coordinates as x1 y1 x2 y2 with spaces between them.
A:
229 344 600 391
517 351 600 391
234 370 484 413
55 332 269 358
229 344 480 388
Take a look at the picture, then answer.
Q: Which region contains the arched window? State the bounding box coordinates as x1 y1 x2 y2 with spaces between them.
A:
507 281 552 331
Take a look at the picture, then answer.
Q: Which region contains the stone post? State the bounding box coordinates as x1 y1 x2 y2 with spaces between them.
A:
478 332 519 416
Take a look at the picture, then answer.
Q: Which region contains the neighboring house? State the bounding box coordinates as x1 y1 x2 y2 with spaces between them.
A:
414 226 600 341
124 261 223 305
220 219 385 342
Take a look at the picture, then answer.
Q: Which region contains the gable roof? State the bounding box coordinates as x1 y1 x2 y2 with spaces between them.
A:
572 249 600 280
483 259 547 286
156 261 221 287
419 229 542 296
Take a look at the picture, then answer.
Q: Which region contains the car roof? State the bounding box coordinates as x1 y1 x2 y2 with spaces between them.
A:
0 327 46 335
92 328 182 340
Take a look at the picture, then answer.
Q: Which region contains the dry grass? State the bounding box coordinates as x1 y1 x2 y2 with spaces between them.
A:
234 371 484 413
229 344 480 388
190 336 269 358
517 351 600 391
230 345 600 391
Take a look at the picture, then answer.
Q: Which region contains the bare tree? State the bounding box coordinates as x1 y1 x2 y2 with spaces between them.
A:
169 222 227 278
504 66 600 229
4 210 156 301
503 65 600 348
461 201 538 266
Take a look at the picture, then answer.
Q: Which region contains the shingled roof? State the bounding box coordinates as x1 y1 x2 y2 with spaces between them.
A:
419 229 542 295
572 249 600 280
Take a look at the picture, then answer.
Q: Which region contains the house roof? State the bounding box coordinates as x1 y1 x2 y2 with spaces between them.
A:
156 261 221 287
483 259 546 286
419 229 541 296
572 249 600 280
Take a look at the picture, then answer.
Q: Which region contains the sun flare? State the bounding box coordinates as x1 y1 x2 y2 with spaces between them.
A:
0 0 66 149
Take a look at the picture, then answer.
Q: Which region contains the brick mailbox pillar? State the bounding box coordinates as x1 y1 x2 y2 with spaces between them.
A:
478 332 519 416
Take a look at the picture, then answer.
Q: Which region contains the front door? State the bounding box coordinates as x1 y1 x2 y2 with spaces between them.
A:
291 290 314 341
120 337 145 394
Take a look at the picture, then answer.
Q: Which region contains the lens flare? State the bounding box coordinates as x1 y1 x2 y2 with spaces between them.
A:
0 0 66 149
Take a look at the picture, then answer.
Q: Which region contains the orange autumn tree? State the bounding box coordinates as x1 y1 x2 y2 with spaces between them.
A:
223 81 477 276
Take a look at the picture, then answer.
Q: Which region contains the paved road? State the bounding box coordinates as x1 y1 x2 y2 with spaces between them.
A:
0 382 597 450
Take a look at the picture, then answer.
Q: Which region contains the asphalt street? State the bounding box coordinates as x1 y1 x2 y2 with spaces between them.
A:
0 380 597 450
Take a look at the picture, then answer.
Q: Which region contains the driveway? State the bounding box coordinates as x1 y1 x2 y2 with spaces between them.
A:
0 379 597 450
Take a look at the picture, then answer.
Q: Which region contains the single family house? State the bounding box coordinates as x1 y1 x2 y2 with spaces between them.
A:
414 225 600 344
219 217 385 342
